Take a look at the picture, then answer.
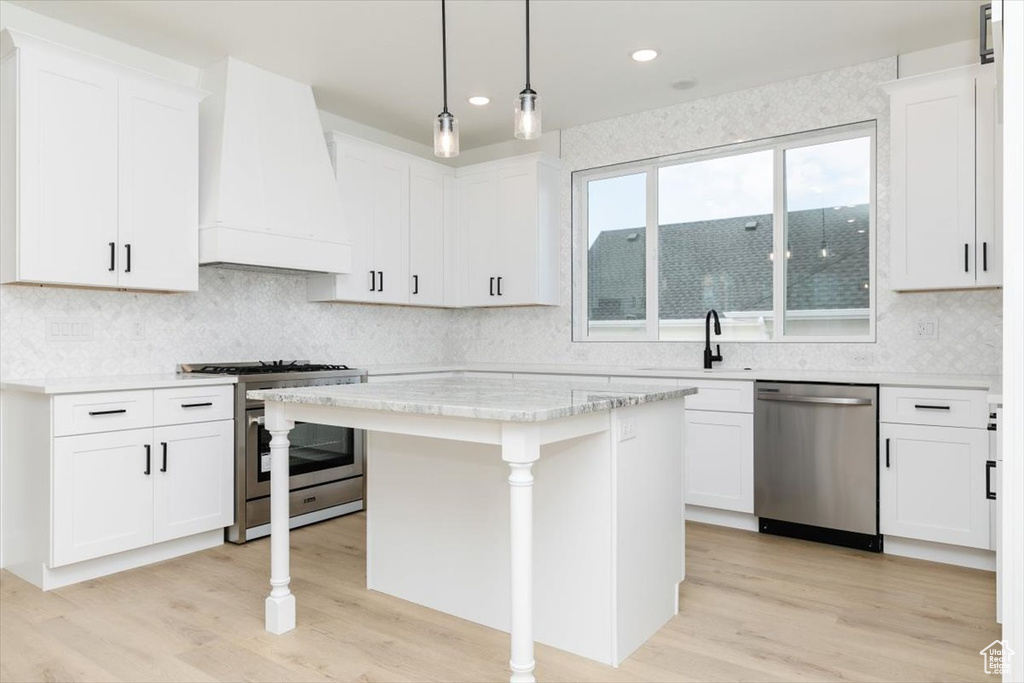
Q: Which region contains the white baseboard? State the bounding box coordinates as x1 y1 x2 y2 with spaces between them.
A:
9 529 225 591
884 536 996 571
685 505 759 531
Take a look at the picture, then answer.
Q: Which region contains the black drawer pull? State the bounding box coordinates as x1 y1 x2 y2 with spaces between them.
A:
964 243 969 273
413 274 419 295
988 423 997 431
885 438 891 468
125 243 131 273
497 276 503 296
160 442 168 472
378 270 384 292
369 270 376 292
913 404 950 411
144 444 151 475
983 242 988 272
89 409 127 416
986 460 996 500
181 402 213 408
489 277 495 296
108 242 115 271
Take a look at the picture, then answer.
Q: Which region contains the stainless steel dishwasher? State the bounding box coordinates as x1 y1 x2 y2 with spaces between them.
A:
754 381 881 551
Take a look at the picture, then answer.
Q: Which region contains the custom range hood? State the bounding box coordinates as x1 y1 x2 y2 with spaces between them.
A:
198 57 351 273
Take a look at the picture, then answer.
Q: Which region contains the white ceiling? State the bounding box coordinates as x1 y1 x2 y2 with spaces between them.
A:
10 0 981 150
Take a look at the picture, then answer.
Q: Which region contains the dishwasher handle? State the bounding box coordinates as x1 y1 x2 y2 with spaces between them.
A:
755 392 874 406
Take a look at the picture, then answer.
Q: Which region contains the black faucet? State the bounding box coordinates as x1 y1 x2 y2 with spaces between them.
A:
704 309 723 369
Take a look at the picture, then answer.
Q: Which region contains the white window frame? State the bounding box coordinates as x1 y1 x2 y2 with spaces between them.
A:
573 121 877 343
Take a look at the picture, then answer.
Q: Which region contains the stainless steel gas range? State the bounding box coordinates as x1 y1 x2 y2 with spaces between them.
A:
179 361 367 543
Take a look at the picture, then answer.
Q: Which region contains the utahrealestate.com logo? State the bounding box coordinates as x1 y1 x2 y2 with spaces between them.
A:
980 640 1015 675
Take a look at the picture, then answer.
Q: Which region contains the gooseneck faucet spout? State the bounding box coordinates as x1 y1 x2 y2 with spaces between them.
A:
704 309 723 370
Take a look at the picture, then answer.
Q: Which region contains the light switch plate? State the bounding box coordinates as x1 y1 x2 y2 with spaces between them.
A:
46 317 93 342
913 318 939 340
619 418 637 442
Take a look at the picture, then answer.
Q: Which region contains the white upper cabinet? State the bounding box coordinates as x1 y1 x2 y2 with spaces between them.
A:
885 64 1000 291
308 132 451 306
456 154 561 307
0 30 204 292
118 76 200 291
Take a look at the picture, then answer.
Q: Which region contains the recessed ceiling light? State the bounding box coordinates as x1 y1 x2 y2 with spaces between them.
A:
631 48 659 62
468 96 490 106
671 78 698 91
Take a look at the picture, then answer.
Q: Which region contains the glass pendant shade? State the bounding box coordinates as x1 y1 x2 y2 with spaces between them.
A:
515 88 541 140
434 111 459 158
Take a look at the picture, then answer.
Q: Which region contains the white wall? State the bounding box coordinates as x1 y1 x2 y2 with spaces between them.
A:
449 58 1003 377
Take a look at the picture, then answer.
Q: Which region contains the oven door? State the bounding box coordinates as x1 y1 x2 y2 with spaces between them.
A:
246 407 364 499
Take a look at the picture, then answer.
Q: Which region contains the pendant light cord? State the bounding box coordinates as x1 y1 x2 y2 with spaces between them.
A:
442 0 449 113
525 0 531 89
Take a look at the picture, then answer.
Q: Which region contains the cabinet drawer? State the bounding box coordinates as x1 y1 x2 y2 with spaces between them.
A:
679 379 753 413
880 387 988 428
153 385 234 426
54 391 153 437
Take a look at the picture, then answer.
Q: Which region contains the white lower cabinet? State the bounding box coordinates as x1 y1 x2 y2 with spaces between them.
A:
684 410 754 513
880 423 991 549
53 428 155 567
153 421 233 543
52 420 233 567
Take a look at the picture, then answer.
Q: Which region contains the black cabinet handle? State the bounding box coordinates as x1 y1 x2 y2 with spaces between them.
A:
983 242 988 272
378 270 384 292
988 423 998 431
108 242 115 271
914 404 951 411
369 270 376 292
144 444 151 475
125 243 131 273
413 274 419 295
181 402 213 408
980 3 994 64
490 277 495 296
964 243 969 273
160 442 168 472
885 438 890 468
986 460 996 500
497 276 503 296
88 408 127 416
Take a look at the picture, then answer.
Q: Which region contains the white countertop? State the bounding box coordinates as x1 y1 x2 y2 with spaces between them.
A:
248 376 697 422
365 362 1000 391
0 374 238 395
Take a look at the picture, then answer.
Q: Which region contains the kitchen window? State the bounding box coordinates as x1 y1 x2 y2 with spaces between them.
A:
575 122 876 342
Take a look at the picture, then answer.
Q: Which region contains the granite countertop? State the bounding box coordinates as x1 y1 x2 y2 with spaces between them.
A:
0 374 238 395
248 376 697 422
363 362 1000 391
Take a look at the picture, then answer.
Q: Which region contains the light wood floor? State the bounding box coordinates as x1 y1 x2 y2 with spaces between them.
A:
0 515 999 682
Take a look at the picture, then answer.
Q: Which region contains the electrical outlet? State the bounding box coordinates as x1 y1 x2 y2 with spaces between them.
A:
850 351 875 367
46 317 93 342
913 318 939 340
131 321 146 340
619 418 637 442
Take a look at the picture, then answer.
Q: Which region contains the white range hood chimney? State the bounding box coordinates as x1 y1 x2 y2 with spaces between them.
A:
198 57 350 273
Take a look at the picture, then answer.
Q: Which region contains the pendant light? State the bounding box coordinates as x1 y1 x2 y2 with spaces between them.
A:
514 0 541 139
434 0 459 157
819 208 830 258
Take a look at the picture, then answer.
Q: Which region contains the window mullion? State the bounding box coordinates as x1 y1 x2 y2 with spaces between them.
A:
772 145 786 340
645 166 659 341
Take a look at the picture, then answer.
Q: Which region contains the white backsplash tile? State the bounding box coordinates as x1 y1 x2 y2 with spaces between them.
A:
0 58 1001 381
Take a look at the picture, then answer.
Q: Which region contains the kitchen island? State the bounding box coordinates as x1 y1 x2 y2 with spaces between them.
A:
248 377 696 682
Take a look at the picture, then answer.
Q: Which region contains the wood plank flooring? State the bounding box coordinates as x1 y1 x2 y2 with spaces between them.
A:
0 516 999 682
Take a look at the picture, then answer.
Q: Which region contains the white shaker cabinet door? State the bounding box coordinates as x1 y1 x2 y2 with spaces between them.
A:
15 47 119 287
684 410 754 513
52 429 154 567
370 151 410 305
153 420 234 543
408 162 447 307
888 72 976 290
494 165 539 306
118 77 200 291
880 423 990 549
458 171 499 307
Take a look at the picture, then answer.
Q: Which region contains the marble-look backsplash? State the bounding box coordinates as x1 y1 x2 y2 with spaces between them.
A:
450 57 1003 377
0 267 457 380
